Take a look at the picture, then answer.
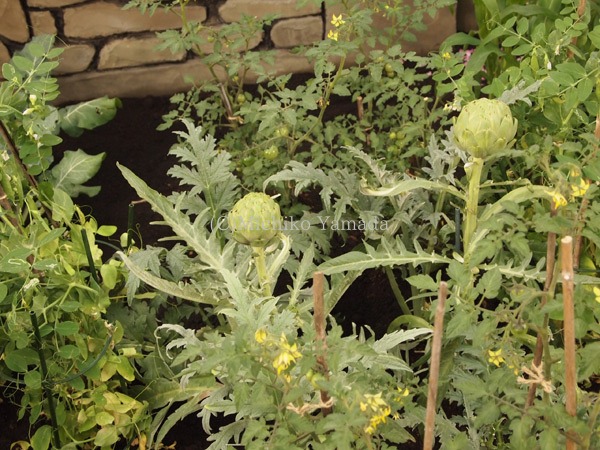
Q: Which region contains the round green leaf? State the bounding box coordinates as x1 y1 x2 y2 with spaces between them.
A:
24 370 42 390
57 344 80 359
95 411 115 426
4 347 39 372
30 425 52 450
100 264 118 289
97 225 117 237
55 321 80 336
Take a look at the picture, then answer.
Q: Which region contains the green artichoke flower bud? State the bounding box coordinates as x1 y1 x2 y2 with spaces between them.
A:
453 98 518 159
228 193 282 246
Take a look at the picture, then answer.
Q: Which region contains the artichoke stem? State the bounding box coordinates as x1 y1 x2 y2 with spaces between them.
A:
463 157 484 263
252 245 272 297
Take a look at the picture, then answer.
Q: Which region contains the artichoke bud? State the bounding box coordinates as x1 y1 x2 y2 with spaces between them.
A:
228 193 282 247
453 98 518 159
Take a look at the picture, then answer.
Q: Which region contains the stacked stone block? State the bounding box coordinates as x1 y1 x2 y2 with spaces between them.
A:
0 0 458 103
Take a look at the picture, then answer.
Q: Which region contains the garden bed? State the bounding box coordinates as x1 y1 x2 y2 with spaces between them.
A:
2 93 404 449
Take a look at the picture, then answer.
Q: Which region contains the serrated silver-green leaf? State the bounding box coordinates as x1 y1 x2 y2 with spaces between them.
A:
318 239 451 275
118 251 220 305
118 163 231 274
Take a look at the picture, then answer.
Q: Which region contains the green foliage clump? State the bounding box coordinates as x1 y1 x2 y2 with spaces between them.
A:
0 36 147 449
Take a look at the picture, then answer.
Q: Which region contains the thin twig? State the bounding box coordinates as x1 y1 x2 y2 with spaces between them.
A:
0 186 19 228
561 236 578 450
526 208 557 408
313 271 332 416
0 121 39 190
423 281 447 450
218 83 243 124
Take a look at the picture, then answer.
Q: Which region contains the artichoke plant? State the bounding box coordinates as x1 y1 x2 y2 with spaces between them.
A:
228 192 282 247
453 98 518 159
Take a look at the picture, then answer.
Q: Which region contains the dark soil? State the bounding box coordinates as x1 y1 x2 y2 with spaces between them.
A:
1 93 405 449
60 95 182 246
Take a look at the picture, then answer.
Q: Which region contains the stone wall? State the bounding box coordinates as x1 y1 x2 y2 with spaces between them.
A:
0 0 467 104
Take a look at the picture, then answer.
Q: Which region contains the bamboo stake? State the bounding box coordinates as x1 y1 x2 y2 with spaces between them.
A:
568 0 587 58
423 281 448 450
357 96 364 121
313 271 332 416
561 236 578 450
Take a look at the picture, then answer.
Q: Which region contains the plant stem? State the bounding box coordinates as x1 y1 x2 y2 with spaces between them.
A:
81 229 100 285
252 246 271 296
0 120 57 227
526 208 557 408
30 312 61 448
0 184 19 229
384 267 411 316
463 157 484 263
289 54 347 156
573 197 589 270
582 397 600 449
178 1 221 84
561 236 578 450
423 282 447 450
313 271 332 416
127 203 135 249
0 121 39 192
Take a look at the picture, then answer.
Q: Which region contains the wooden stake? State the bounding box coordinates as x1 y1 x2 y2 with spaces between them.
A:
561 236 578 450
313 271 332 415
423 281 447 450
356 96 364 121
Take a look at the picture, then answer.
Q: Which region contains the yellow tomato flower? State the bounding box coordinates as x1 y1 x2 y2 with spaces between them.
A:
571 178 590 197
272 335 301 374
593 287 600 304
488 349 505 367
331 14 345 27
254 328 267 344
549 191 568 209
394 387 409 402
360 392 392 434
327 30 339 41
442 52 452 60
